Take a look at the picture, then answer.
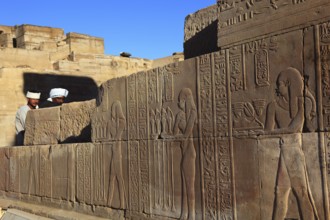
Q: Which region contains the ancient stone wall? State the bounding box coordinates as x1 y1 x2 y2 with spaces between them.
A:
0 24 183 147
4 1 330 219
184 4 218 59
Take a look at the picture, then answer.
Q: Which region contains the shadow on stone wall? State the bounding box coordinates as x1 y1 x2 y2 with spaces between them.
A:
23 72 99 103
184 20 218 59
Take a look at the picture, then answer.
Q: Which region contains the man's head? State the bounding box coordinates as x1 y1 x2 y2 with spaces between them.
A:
49 88 69 105
26 91 41 109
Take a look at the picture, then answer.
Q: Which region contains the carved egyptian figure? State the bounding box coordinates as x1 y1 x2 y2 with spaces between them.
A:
264 67 318 220
161 108 168 135
172 88 197 220
107 100 126 209
166 107 174 135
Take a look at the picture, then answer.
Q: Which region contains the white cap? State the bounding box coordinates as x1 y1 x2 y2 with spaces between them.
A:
49 88 69 98
26 91 41 99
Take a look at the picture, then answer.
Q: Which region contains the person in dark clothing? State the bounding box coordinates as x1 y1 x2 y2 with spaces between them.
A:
39 88 69 108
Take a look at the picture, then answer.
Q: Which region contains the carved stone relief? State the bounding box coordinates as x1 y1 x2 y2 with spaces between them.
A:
4 2 330 219
184 5 218 42
0 148 9 192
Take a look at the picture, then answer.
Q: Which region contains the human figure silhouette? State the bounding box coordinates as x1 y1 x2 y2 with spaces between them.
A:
107 100 126 209
265 67 317 220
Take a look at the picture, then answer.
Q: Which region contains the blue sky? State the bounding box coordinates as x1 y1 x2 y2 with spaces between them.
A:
0 1 216 59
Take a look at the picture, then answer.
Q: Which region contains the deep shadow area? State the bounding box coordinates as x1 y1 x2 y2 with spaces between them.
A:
184 20 219 59
62 124 91 143
23 72 99 103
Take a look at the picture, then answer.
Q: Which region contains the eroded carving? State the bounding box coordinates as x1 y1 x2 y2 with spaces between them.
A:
264 67 318 220
229 46 246 92
232 101 264 131
161 88 197 220
184 5 218 41
255 49 270 87
174 88 197 220
107 101 126 209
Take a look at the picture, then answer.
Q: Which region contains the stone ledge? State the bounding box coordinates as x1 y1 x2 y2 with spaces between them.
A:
0 198 116 220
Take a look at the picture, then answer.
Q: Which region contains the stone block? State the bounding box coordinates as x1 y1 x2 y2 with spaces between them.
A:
217 0 330 47
184 4 218 59
60 100 96 143
49 44 70 61
66 32 104 54
24 107 60 145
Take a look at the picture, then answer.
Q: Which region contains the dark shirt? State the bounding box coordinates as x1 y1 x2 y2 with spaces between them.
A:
39 100 61 108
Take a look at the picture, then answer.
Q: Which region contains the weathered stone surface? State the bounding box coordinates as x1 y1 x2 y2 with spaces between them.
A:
66 32 104 54
4 0 330 219
15 25 64 50
1 208 52 220
217 0 330 47
0 24 182 147
60 99 96 143
23 100 96 145
0 147 9 192
184 4 218 59
24 107 60 145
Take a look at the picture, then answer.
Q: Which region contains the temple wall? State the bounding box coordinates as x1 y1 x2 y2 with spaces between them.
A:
3 1 330 219
183 4 218 59
8 20 330 217
0 24 183 147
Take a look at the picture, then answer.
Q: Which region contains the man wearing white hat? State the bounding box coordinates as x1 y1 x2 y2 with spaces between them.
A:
39 88 69 108
15 90 41 145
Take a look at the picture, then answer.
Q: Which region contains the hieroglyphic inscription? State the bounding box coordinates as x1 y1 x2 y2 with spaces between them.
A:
9 148 19 192
219 0 309 28
19 148 31 194
40 147 51 198
77 145 85 201
139 140 150 213
202 138 218 220
158 68 165 106
217 139 234 220
129 141 140 212
137 71 150 212
198 54 218 219
199 54 214 137
67 146 75 202
325 133 330 201
94 144 105 203
245 38 278 88
214 51 234 219
255 49 270 87
76 145 92 203
164 71 174 102
219 3 254 27
198 52 234 219
214 51 229 137
319 22 330 130
84 145 92 204
229 46 246 92
293 0 306 4
127 75 138 140
158 65 174 102
137 72 148 140
147 69 158 105
245 37 279 54
0 148 9 192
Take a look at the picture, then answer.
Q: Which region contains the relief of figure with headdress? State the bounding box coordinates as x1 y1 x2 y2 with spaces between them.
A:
264 67 318 220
